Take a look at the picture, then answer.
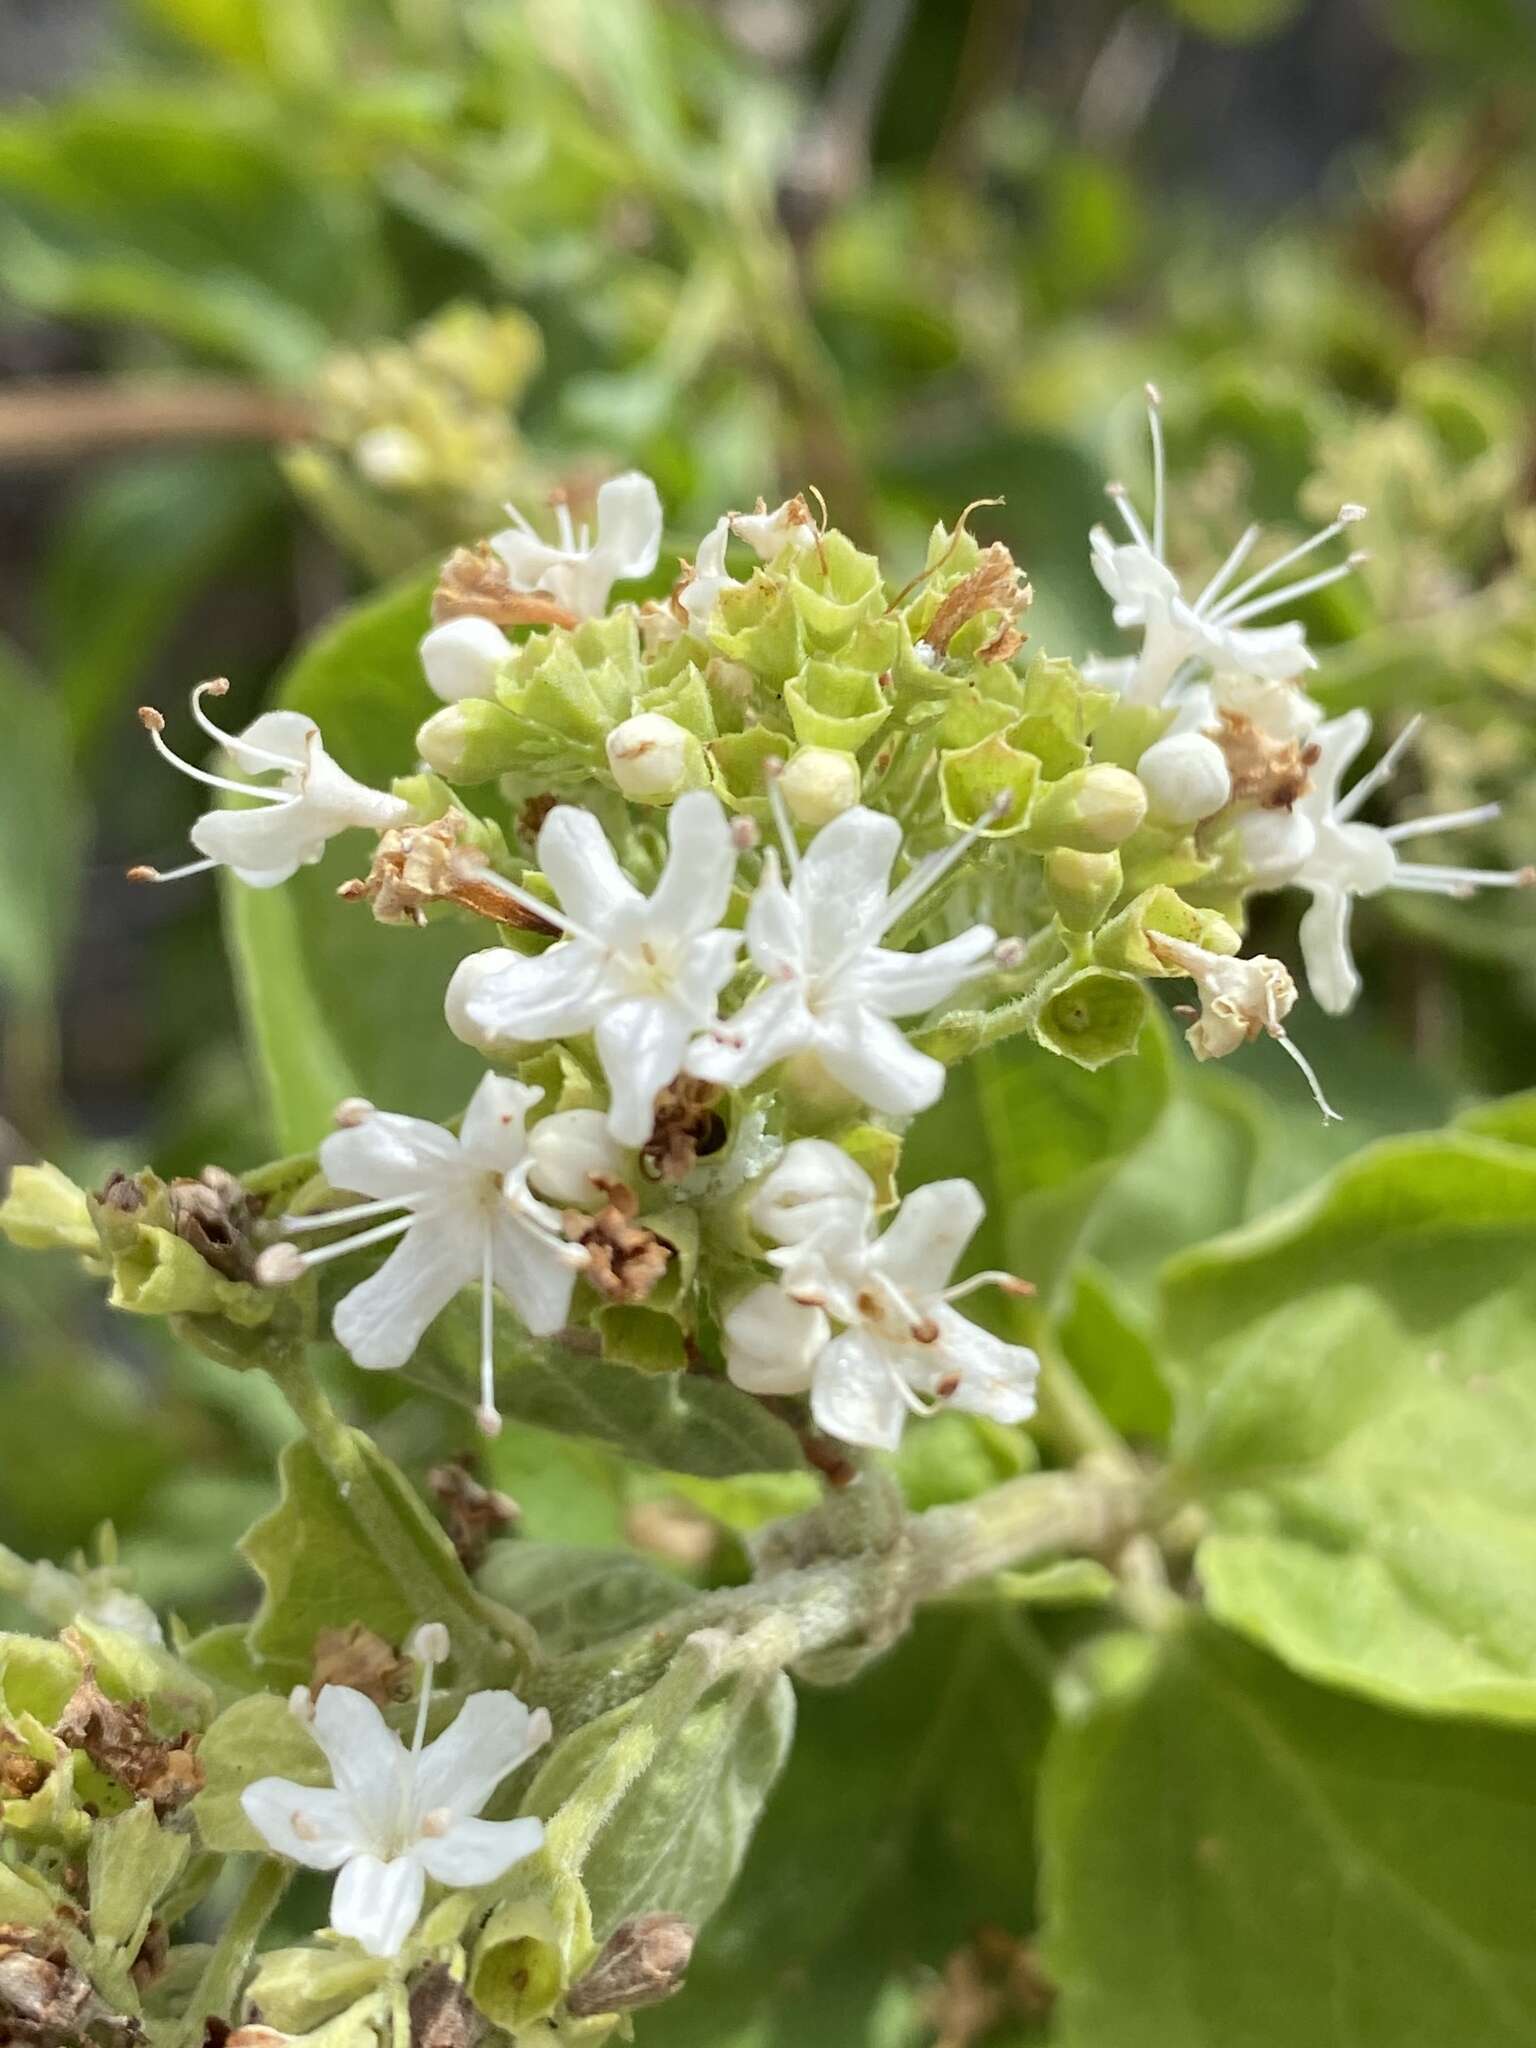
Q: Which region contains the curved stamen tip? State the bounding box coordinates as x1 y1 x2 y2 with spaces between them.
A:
409 1621 450 1666
255 1243 306 1288
730 815 760 851
1519 866 1536 888
126 865 160 884
196 677 231 700
998 1274 1036 1297
1346 549 1371 567
1104 479 1128 498
910 1316 941 1344
137 705 166 733
333 1096 375 1128
1339 503 1368 524
994 936 1027 970
982 789 1015 824
475 1402 504 1439
763 755 786 779
1144 380 1163 408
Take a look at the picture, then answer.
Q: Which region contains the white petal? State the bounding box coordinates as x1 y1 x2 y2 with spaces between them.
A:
446 943 608 1051
845 927 997 1017
459 1073 541 1172
812 1007 947 1116
810 1332 908 1452
536 806 641 930
527 1109 630 1207
595 999 692 1146
332 1216 480 1370
647 791 737 937
1305 709 1372 816
223 710 316 774
299 746 412 831
490 1210 581 1337
308 1687 405 1844
320 1111 464 1201
741 855 805 975
792 807 901 968
871 1180 984 1296
414 1694 551 1818
413 1814 545 1888
723 1284 828 1395
750 1139 873 1246
420 618 512 703
330 1853 424 1958
931 1308 1039 1425
594 471 664 579
1298 884 1360 1016
1235 807 1316 888
240 1780 360 1871
190 801 331 887
685 981 812 1090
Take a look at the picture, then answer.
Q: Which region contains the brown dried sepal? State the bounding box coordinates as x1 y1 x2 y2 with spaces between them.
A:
339 811 556 933
408 1962 487 2048
922 1928 1056 2048
432 543 578 631
566 1914 696 2018
310 1623 411 1709
563 1178 671 1305
1212 710 1320 811
53 1649 203 1817
0 1742 49 1800
641 1077 726 1184
129 1922 168 1997
427 1459 520 1573
169 1166 259 1281
0 1925 137 2046
923 543 1033 661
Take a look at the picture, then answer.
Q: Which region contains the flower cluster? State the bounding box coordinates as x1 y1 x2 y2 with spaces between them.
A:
118 416 1526 1451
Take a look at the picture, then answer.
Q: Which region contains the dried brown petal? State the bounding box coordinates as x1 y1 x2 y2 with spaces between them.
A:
339 811 555 932
563 1178 671 1305
1212 709 1319 810
566 1914 696 2017
0 1925 136 2046
168 1167 258 1282
53 1653 203 1817
641 1077 726 1185
432 543 578 631
427 1460 520 1574
0 1739 49 1800
923 543 1033 659
310 1623 412 1708
408 1962 487 2048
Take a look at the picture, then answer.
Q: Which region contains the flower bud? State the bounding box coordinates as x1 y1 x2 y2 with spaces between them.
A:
416 700 523 785
1032 766 1147 852
1135 732 1232 825
353 424 429 488
419 617 512 704
1044 848 1123 932
750 1139 871 1246
779 746 861 826
567 1914 697 2017
527 1109 631 1208
606 713 702 803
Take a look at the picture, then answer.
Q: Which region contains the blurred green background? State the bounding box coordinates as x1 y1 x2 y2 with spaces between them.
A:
1 0 1534 1649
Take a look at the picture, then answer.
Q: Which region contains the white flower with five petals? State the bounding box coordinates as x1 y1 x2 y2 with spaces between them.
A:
1252 708 1533 1015
445 794 741 1147
490 471 663 620
242 1636 548 1959
723 1141 1038 1452
257 1074 589 1433
686 803 996 1117
130 682 409 889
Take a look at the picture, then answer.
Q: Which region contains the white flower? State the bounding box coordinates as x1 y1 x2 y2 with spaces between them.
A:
1088 387 1366 704
129 682 409 889
1256 709 1532 1015
419 617 513 703
1135 731 1232 825
677 515 744 632
723 1142 1038 1452
242 1633 548 1959
606 712 697 802
1147 932 1339 1123
686 798 996 1117
490 471 663 620
256 1073 588 1434
729 495 820 561
445 793 741 1147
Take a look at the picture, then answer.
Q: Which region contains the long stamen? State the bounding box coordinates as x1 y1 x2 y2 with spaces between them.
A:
940 1269 1037 1305
477 1227 502 1438
501 501 539 538
1145 384 1166 562
1276 1031 1343 1124
1335 714 1423 821
1215 554 1364 627
126 857 218 885
553 497 577 552
188 679 307 774
286 1212 414 1270
1395 861 1535 892
1191 523 1260 615
278 1194 422 1234
763 759 800 877
1207 505 1366 620
479 871 601 947
1382 802 1501 844
137 707 298 803
1105 481 1155 556
872 793 1011 940
886 1358 939 1418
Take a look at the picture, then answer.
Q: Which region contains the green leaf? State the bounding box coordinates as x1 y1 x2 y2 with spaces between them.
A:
642 1607 1052 2047
240 1435 523 1691
0 639 84 1007
193 1691 328 1853
529 1674 794 1940
1057 1260 1171 1442
477 1542 688 1657
87 1798 190 1950
1041 1622 1536 2048
1166 1129 1536 1721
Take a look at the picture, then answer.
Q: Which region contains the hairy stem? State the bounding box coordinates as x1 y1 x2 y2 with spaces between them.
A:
176 1855 289 2047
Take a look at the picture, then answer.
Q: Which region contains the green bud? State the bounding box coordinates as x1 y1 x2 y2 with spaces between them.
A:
416 699 525 784
939 732 1041 835
1030 766 1147 852
0 1163 97 1257
1044 849 1123 931
1033 966 1149 1070
780 746 861 826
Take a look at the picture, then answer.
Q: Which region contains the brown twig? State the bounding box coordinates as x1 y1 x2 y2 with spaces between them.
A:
0 378 313 466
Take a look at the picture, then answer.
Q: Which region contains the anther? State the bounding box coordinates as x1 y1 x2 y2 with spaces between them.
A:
255 1243 306 1287
333 1097 375 1128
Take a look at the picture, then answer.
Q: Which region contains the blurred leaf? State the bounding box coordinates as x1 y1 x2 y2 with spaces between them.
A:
1041 1623 1536 2047
1164 0 1306 40
1166 1128 1536 1721
477 1540 689 1656
1058 1260 1171 1442
0 639 84 1007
